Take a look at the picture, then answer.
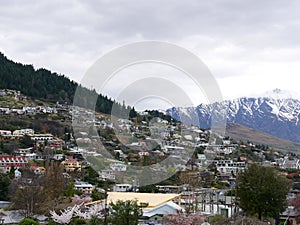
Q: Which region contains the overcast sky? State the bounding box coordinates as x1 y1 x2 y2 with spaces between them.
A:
1 0 300 109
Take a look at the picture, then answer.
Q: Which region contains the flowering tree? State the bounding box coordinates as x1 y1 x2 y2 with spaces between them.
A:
50 205 80 224
74 204 104 220
50 203 104 224
291 194 300 210
72 195 92 205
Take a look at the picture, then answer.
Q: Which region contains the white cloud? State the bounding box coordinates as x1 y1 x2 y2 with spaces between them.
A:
1 0 300 106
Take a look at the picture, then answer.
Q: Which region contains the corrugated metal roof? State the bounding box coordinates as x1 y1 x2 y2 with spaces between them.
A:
85 192 181 209
107 192 180 208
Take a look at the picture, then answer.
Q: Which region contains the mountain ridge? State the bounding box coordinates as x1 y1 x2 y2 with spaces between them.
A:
167 92 300 143
0 52 134 115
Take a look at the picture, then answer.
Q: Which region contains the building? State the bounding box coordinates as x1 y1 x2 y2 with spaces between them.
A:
142 201 184 224
74 181 94 194
30 165 46 175
113 184 132 192
106 192 181 208
85 192 183 225
61 158 82 172
110 163 127 172
99 170 115 180
47 139 63 150
280 207 300 225
14 147 32 156
0 156 28 173
212 160 246 176
0 130 11 135
13 129 34 136
29 133 53 141
86 192 181 209
281 159 300 170
156 185 184 193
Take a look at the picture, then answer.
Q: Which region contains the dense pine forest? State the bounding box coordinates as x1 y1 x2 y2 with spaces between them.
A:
0 52 134 115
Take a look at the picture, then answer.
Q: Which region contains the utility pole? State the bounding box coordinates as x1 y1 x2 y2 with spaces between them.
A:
103 179 108 225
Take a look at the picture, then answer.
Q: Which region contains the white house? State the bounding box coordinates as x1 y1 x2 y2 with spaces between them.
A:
74 181 94 194
0 130 11 135
100 170 115 180
113 184 132 192
142 201 184 224
110 163 127 172
213 160 246 176
281 159 300 170
13 128 34 136
29 133 53 141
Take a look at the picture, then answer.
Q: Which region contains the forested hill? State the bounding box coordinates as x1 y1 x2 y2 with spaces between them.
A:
0 52 132 114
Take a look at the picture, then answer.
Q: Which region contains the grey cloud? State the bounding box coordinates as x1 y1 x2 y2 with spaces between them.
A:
0 0 300 94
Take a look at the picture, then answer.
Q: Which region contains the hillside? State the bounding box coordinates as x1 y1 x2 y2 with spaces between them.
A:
219 123 300 153
0 52 132 115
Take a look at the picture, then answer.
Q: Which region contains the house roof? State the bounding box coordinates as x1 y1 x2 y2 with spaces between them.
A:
143 201 183 217
281 209 300 217
107 192 180 208
85 192 180 209
63 158 79 163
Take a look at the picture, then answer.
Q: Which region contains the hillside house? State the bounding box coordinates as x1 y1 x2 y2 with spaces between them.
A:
0 130 11 135
0 156 28 173
30 165 46 175
99 170 115 180
212 160 246 176
110 163 127 172
281 159 300 170
74 181 94 194
113 184 132 192
61 158 82 172
14 147 32 156
29 133 53 141
13 128 34 136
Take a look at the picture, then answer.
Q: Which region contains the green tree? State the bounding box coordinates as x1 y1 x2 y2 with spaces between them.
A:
19 218 40 225
88 215 103 225
91 188 102 201
0 141 4 151
109 200 142 225
65 179 75 198
236 163 291 221
0 174 11 200
83 166 99 185
70 217 87 225
129 107 137 118
20 135 34 148
9 166 15 179
139 184 159 193
45 219 57 225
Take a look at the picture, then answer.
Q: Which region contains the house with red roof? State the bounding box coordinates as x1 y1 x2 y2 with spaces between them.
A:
61 157 82 172
0 156 28 173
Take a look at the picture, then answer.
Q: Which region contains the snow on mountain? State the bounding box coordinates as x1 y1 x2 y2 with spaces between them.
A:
166 90 300 143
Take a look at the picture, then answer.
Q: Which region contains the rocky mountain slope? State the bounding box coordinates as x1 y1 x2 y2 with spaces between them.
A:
167 89 300 143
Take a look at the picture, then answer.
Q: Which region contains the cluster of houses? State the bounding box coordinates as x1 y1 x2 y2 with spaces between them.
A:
0 89 27 101
0 152 82 176
0 89 71 116
1 90 300 223
0 128 55 141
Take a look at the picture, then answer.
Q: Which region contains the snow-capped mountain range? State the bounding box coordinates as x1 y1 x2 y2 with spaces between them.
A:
166 89 300 143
